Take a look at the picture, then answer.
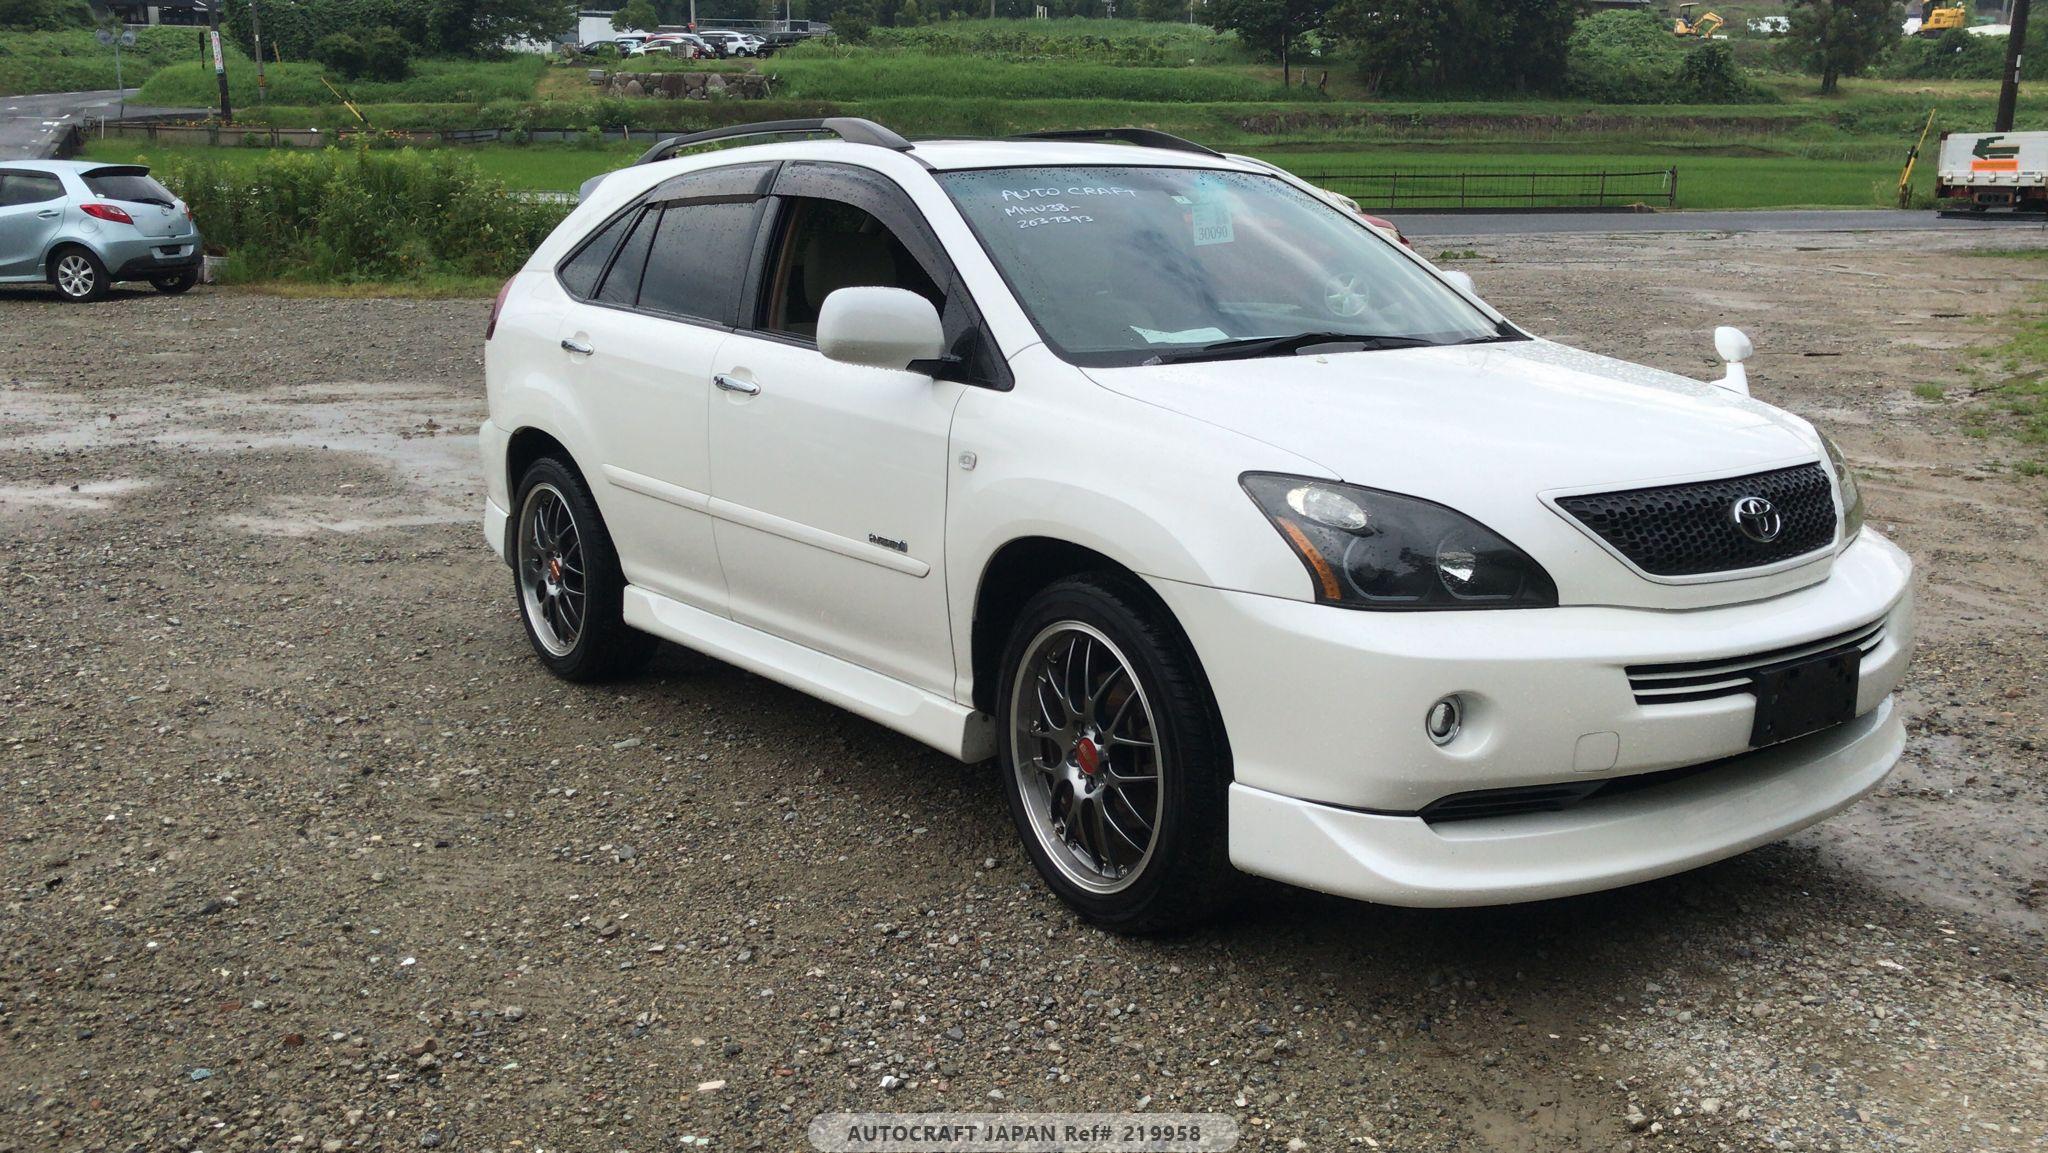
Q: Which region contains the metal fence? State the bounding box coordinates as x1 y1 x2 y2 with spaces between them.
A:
1299 168 1678 211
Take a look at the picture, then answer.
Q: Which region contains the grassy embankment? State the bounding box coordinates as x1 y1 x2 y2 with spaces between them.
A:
0 26 206 96
113 18 2042 211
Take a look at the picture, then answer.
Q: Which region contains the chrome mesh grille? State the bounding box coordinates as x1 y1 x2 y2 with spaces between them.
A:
1556 463 1837 577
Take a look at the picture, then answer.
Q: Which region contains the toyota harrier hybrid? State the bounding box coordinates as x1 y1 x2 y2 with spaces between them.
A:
480 121 1914 932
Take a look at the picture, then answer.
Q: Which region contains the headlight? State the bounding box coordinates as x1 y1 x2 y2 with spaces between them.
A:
1820 434 1865 542
1242 473 1558 609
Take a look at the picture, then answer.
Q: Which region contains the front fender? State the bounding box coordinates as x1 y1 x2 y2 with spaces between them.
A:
945 348 1330 705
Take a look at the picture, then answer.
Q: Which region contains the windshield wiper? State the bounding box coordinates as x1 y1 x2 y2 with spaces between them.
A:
1144 331 1439 366
1449 319 1529 345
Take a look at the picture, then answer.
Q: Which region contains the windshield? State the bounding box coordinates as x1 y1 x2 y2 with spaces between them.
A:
83 169 175 206
937 165 1503 366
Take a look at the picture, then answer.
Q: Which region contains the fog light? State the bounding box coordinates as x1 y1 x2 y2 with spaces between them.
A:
1425 695 1463 746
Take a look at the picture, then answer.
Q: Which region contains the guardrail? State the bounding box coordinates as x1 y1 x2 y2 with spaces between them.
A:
1299 167 1678 211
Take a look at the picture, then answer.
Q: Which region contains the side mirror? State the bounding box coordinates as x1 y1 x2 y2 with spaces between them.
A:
1442 269 1478 298
817 286 946 373
1713 325 1753 396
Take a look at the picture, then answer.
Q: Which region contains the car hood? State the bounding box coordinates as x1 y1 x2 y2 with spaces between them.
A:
1084 339 1833 608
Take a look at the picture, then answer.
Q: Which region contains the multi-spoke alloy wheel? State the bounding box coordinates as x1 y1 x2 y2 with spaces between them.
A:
1009 621 1164 893
996 574 1236 932
517 482 586 657
52 250 106 302
509 457 656 682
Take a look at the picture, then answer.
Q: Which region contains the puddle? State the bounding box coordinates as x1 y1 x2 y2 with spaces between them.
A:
0 379 483 536
0 478 155 518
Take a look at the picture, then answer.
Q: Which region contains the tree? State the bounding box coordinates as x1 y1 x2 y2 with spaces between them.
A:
419 0 575 55
613 0 660 33
0 0 90 29
1329 0 1580 95
1783 0 1899 93
1208 0 1334 85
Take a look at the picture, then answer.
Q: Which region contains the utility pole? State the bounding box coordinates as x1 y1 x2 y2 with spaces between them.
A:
1994 0 2030 132
208 1 231 122
249 0 266 103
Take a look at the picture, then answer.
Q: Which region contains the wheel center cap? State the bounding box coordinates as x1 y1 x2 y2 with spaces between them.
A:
547 555 563 583
1075 737 1101 777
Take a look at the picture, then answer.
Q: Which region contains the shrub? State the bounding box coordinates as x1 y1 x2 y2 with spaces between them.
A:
144 145 566 283
362 26 413 82
1674 42 1752 102
1880 22 2045 81
313 31 367 79
1566 10 1773 103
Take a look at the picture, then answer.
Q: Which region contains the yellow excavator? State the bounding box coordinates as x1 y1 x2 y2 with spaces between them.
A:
1916 2 1967 35
1673 3 1725 37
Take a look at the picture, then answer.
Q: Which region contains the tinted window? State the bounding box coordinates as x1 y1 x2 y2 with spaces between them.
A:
637 199 759 324
82 169 174 205
558 210 632 300
0 171 64 207
761 198 940 339
595 207 658 307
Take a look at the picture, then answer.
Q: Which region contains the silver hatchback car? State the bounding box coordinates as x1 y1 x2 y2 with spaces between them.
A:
0 160 203 302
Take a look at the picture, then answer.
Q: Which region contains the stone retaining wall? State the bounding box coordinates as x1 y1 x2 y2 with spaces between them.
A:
599 71 772 100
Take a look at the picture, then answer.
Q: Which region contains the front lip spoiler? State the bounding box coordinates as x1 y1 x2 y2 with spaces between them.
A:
1226 697 1904 908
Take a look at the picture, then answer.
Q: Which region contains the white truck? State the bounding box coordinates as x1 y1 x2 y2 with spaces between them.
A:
1935 131 2048 212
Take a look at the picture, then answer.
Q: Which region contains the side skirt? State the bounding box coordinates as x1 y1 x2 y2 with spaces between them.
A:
621 586 995 762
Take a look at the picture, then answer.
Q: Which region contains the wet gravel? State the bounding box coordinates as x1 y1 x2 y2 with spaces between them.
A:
2 231 2046 1153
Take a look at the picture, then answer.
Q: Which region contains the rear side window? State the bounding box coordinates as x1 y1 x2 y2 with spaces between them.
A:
0 171 64 207
82 169 174 205
636 199 759 324
595 207 658 307
557 210 632 299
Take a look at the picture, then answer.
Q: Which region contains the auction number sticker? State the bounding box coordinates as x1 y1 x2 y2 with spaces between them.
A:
809 1112 1238 1152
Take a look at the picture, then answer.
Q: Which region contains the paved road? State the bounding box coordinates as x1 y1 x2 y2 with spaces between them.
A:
0 88 147 160
1397 208 2048 237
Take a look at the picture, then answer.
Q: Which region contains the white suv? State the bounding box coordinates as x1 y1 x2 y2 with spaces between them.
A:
481 120 1914 932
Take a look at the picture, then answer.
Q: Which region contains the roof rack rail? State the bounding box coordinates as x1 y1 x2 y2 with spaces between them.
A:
1010 128 1223 158
633 117 914 166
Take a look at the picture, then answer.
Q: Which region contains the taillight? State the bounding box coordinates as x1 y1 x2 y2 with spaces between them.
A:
80 203 134 225
486 277 515 341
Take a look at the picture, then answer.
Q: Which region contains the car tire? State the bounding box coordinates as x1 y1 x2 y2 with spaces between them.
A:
512 456 657 682
49 246 109 302
996 572 1237 933
152 270 197 294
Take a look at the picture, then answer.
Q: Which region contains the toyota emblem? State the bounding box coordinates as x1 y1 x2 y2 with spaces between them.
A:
1730 495 1783 543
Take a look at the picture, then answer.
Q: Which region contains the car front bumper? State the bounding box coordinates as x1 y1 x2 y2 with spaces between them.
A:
1146 529 1914 905
1227 698 1902 907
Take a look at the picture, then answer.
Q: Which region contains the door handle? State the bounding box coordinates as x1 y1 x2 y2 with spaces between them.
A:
560 337 594 355
713 373 760 396
36 210 60 219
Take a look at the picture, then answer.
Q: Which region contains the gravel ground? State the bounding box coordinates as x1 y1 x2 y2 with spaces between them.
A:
2 230 2046 1153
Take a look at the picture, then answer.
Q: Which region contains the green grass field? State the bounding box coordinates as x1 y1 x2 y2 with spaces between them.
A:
136 54 546 107
1263 147 1928 209
75 137 1931 209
